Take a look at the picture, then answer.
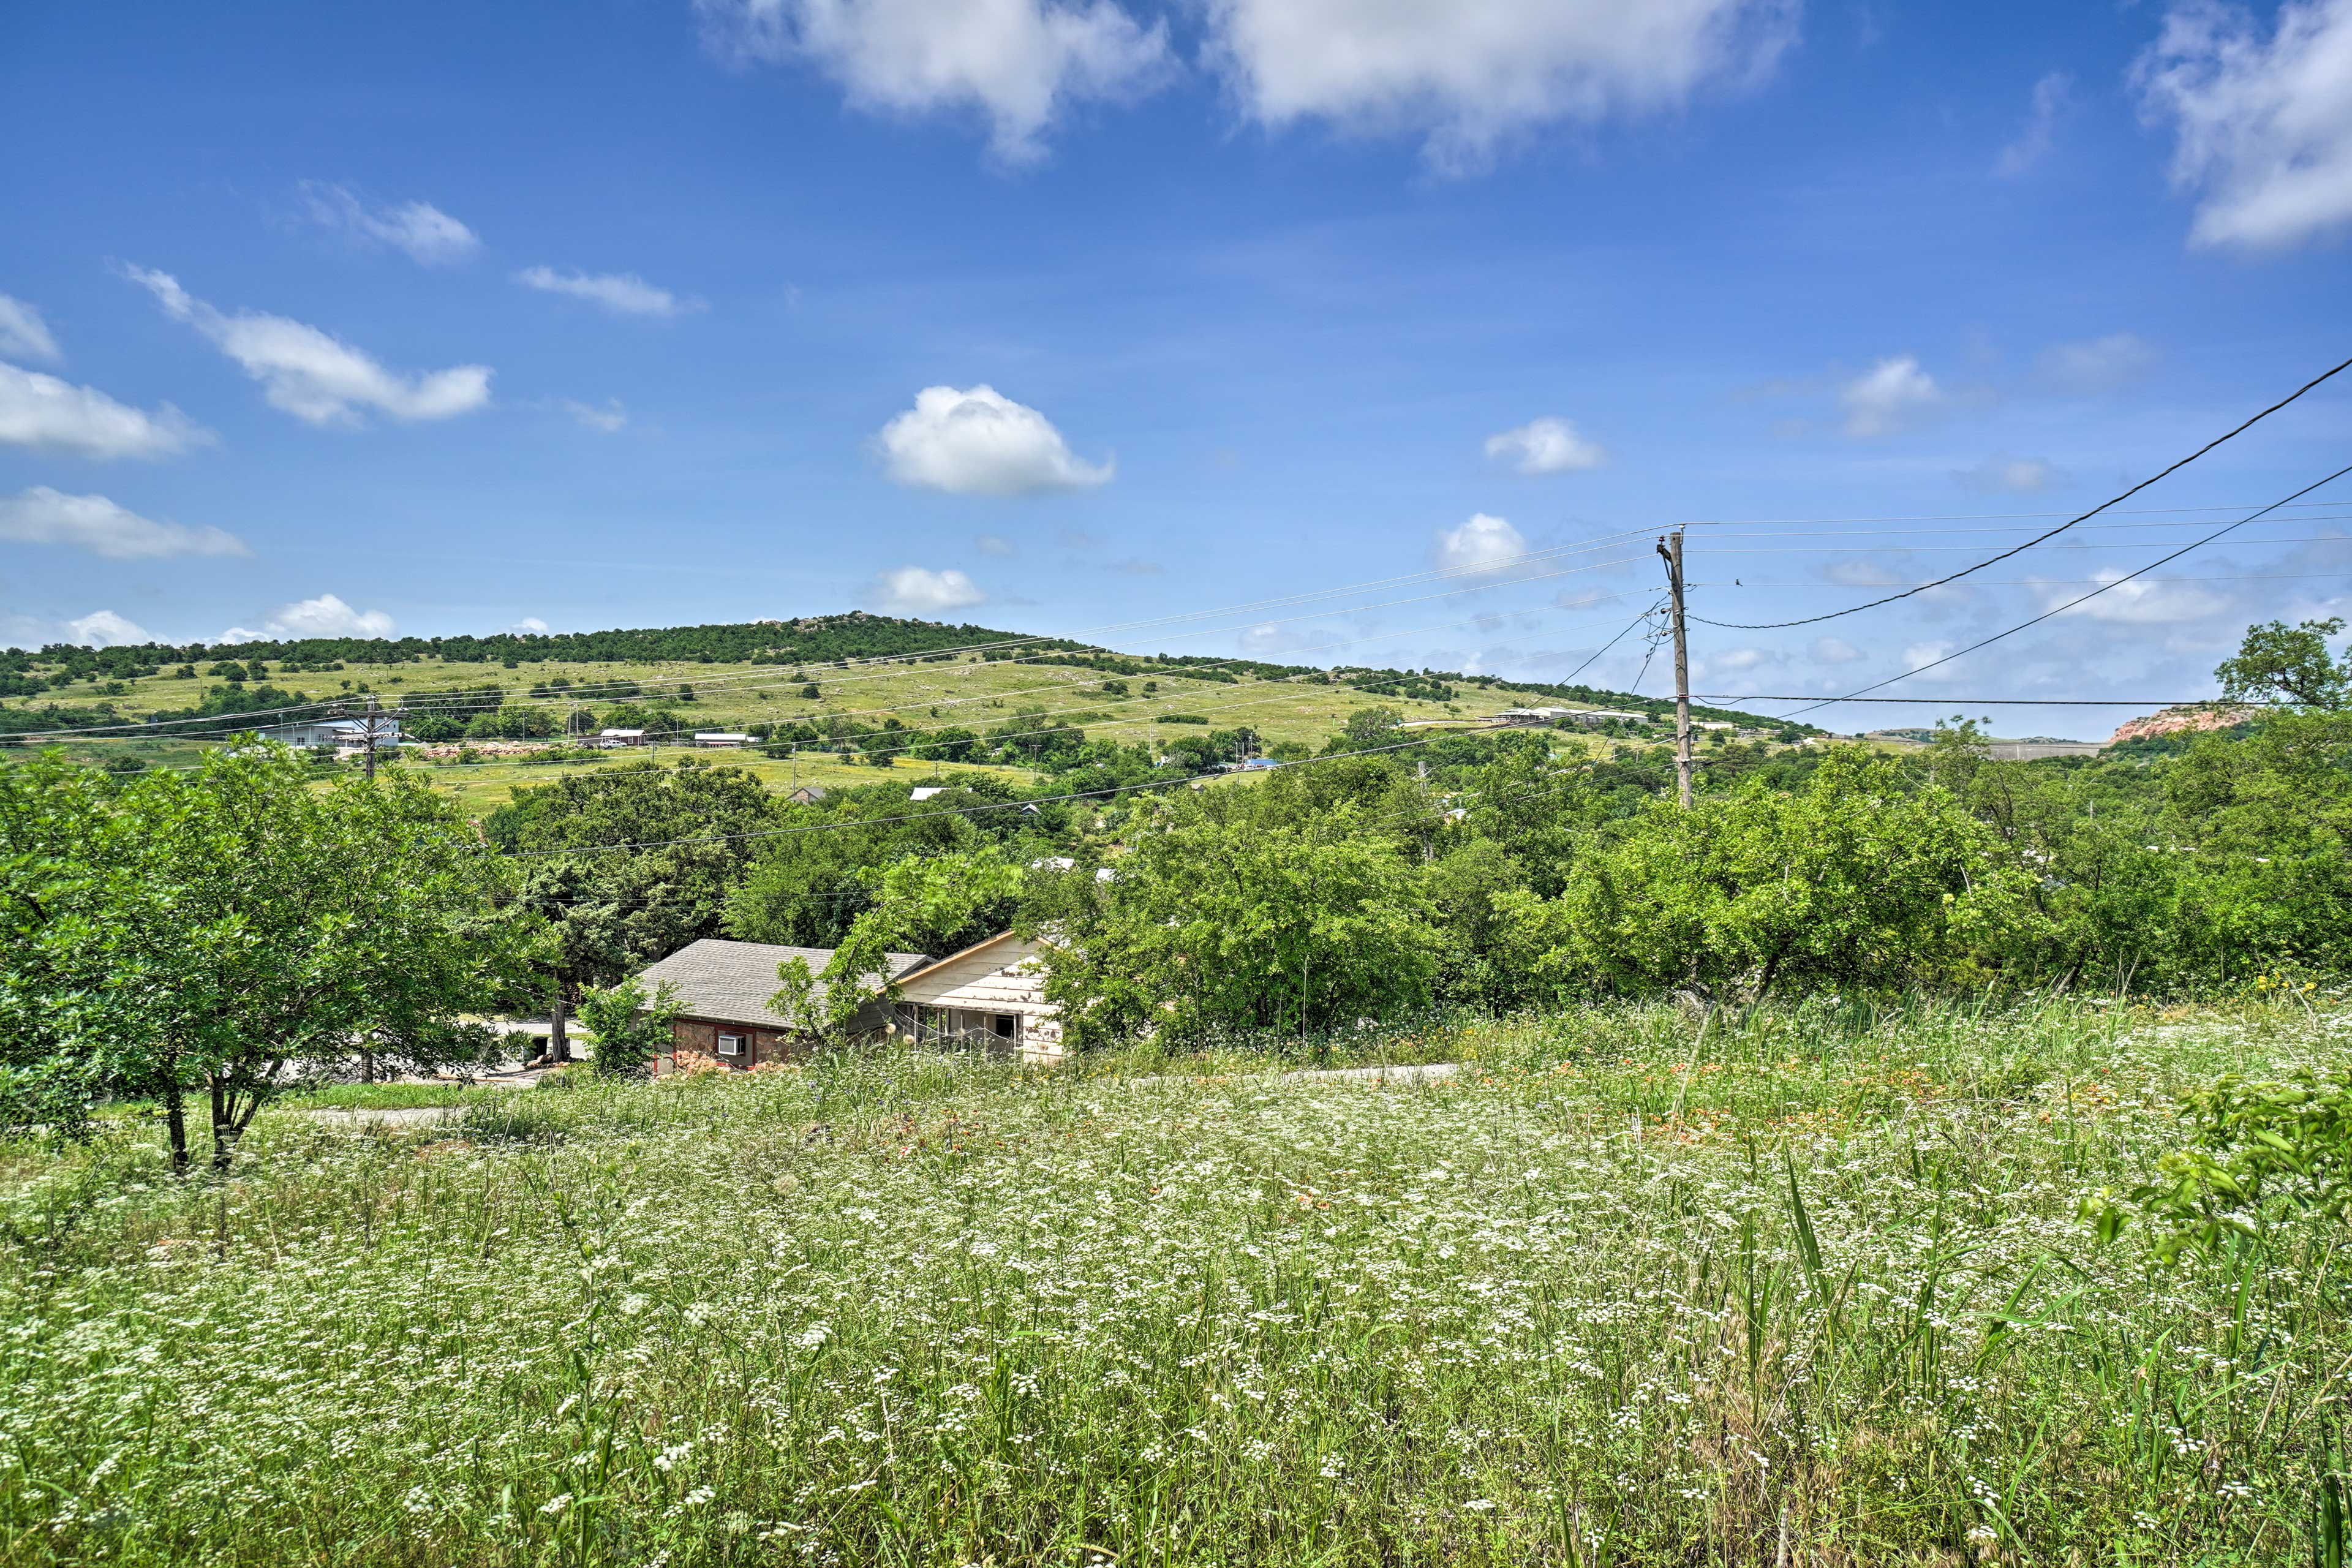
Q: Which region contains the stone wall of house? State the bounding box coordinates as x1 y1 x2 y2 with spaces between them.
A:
666 1017 815 1074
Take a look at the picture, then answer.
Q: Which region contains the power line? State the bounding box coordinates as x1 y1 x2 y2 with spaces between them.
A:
1689 351 2352 631
1690 695 2277 706
1771 462 2352 720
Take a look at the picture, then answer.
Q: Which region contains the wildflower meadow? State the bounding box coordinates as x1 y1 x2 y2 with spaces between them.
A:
3 998 2348 1566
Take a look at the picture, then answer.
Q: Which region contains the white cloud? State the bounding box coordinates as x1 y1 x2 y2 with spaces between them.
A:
1824 557 1905 587
0 486 248 560
1994 70 2073 176
66 609 152 648
1809 635 1863 664
1483 415 1607 474
1954 454 2064 494
877 384 1113 496
560 398 629 432
865 565 987 616
0 363 212 459
125 266 491 426
297 183 481 265
515 266 703 318
974 533 1016 556
1706 646 1777 674
1902 640 1956 672
0 294 61 363
2134 0 2352 249
1434 512 1528 575
697 0 1170 163
219 594 396 644
1205 0 1796 171
1839 355 1942 437
1238 619 1317 654
511 616 552 634
2046 568 2232 625
2036 332 2160 394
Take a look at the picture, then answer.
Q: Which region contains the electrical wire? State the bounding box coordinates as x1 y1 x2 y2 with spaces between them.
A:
1688 351 2352 631
1771 462 2352 720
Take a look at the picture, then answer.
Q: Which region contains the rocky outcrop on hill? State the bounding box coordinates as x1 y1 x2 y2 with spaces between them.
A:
2107 704 2257 746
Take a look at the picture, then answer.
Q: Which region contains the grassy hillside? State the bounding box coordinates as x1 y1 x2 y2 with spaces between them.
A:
3 612 1806 809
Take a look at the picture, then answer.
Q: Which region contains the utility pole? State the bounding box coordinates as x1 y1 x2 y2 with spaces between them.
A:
361 692 380 783
1657 530 1693 807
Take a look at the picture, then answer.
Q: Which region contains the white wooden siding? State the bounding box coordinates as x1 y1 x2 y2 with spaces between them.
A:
895 936 1065 1063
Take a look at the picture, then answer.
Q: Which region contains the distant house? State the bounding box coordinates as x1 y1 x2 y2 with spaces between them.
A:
786 785 830 805
1498 706 1629 728
891 932 1065 1066
633 938 927 1072
910 785 946 801
693 732 755 748
597 728 646 747
258 716 401 752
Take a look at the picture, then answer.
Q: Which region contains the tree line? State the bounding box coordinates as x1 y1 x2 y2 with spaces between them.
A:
3 618 2343 1170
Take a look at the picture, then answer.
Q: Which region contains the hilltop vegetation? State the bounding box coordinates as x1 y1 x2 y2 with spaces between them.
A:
0 611 1786 744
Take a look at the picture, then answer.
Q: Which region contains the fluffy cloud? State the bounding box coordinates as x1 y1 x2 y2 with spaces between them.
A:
1483 415 1607 474
297 183 481 265
1839 355 1942 437
0 486 248 559
1954 455 2064 494
0 294 60 363
1809 635 1864 664
1824 557 1906 587
0 363 212 459
1204 0 1796 170
2045 568 2233 625
66 609 152 647
511 616 552 634
698 0 1170 163
1434 512 1529 575
864 565 987 615
877 385 1113 496
1994 70 2073 176
2134 0 2352 249
515 266 702 318
560 398 629 432
1902 640 1957 673
2035 332 2160 394
1238 620 1318 655
126 266 491 426
219 594 396 644
974 533 1016 556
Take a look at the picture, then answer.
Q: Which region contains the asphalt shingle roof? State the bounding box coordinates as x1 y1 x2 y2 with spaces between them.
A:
635 938 928 1030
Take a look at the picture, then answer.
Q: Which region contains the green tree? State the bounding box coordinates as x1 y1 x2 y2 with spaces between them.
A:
777 849 1027 1039
1035 794 1438 1049
492 761 780 1023
2216 617 2347 710
574 978 683 1077
21 746 513 1171
1502 750 2034 1005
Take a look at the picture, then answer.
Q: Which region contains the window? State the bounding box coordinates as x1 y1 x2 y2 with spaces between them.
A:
717 1033 744 1058
991 1014 1017 1039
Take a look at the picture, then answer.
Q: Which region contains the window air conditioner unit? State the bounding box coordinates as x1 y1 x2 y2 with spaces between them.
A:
717 1034 744 1057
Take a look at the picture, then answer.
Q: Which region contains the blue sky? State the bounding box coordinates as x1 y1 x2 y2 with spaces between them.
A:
3 0 2350 735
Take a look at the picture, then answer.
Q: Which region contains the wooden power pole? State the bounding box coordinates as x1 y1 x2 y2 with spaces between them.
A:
361 693 380 783
1657 530 1693 807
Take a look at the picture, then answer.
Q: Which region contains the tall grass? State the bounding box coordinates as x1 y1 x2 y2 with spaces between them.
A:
2 997 2346 1564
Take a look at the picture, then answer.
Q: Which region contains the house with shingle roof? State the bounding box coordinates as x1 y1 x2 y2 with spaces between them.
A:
634 938 927 1072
